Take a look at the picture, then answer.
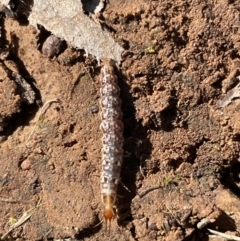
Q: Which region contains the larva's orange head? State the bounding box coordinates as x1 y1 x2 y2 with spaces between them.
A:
104 208 114 220
104 207 114 218
102 194 116 231
103 208 114 230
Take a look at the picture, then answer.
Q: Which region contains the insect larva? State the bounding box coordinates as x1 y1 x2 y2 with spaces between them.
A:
100 59 124 230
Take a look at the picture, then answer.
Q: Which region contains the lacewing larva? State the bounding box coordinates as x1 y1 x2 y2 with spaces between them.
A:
100 59 124 230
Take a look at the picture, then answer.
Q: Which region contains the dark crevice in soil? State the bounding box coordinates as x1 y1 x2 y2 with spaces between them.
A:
8 0 33 22
185 138 209 164
211 75 226 90
124 13 142 24
153 98 178 132
167 158 185 170
74 215 102 239
118 71 152 227
0 103 38 137
81 0 103 14
9 33 41 96
220 161 240 197
128 222 136 240
29 177 42 195
233 134 240 142
167 138 208 170
0 13 9 50
64 140 78 147
69 123 76 133
182 229 208 241
209 210 237 231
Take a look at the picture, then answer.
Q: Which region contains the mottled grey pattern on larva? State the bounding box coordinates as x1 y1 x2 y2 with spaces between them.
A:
100 60 124 224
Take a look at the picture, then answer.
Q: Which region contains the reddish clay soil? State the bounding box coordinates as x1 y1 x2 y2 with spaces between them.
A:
1 0 240 240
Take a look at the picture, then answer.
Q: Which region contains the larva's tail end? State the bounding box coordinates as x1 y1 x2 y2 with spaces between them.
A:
103 208 114 232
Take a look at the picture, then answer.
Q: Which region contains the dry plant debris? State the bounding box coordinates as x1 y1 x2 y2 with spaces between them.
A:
1 210 32 240
28 0 123 63
216 81 240 108
0 0 123 63
25 99 60 145
208 229 240 241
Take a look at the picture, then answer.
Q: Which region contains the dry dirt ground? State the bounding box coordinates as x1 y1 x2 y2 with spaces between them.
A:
1 0 240 240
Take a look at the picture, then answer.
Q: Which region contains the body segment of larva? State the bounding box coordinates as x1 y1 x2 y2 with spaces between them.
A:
100 60 124 229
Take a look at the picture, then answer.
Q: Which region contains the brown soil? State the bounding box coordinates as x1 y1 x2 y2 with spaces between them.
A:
1 0 240 240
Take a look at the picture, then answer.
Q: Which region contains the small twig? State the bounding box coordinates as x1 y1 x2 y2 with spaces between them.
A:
138 185 162 198
197 218 211 229
1 210 33 240
25 99 60 145
208 228 240 241
42 228 53 238
119 180 131 193
83 65 94 83
139 164 146 179
1 201 44 240
69 72 85 97
0 197 29 204
92 219 103 229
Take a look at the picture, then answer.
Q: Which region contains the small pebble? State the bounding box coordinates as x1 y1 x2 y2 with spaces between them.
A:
147 221 159 231
91 105 99 114
42 35 62 58
20 159 31 170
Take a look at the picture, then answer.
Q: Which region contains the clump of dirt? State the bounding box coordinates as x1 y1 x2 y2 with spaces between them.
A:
1 0 240 240
0 62 21 131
